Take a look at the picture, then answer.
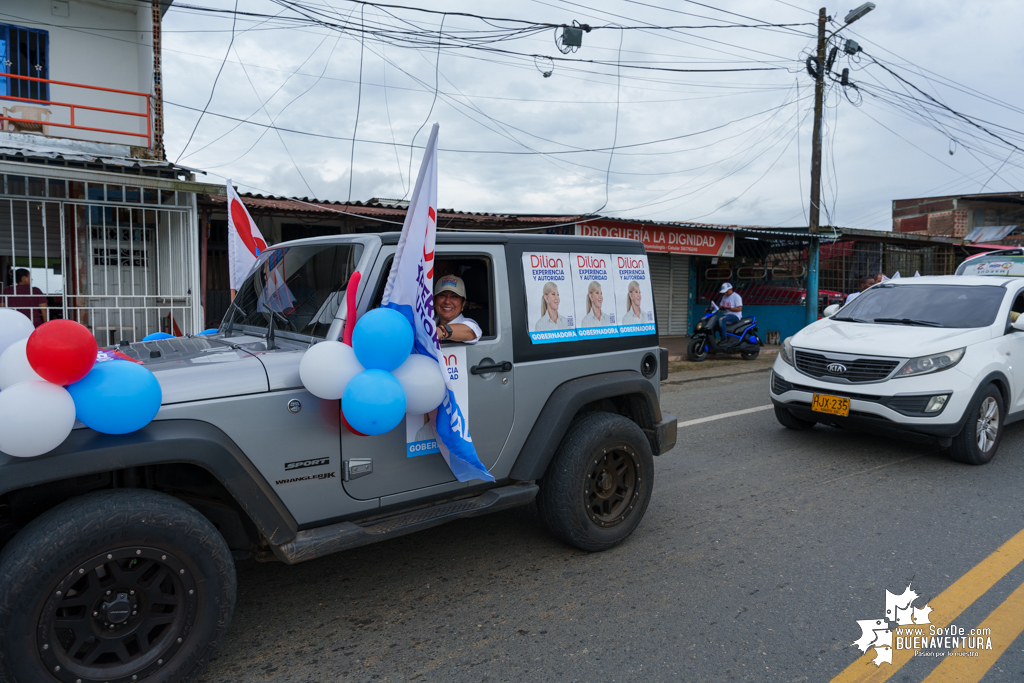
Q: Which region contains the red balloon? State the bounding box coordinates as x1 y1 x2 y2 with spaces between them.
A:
26 320 98 385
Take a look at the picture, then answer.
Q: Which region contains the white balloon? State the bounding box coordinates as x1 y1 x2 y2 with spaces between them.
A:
0 338 43 390
0 309 34 358
0 380 77 458
299 341 365 400
392 354 447 414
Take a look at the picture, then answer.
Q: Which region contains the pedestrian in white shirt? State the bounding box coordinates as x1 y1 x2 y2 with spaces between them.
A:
717 282 743 340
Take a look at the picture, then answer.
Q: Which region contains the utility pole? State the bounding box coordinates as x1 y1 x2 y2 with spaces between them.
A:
804 7 827 327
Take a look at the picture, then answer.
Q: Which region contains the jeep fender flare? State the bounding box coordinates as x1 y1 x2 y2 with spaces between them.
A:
0 420 297 545
508 370 664 482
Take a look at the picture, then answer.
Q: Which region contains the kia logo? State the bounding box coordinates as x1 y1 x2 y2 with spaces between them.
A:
827 363 847 374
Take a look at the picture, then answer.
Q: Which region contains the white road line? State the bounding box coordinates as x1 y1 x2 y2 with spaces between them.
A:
678 404 773 428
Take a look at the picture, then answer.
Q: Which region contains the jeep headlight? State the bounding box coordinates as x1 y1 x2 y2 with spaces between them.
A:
780 336 795 365
894 348 965 378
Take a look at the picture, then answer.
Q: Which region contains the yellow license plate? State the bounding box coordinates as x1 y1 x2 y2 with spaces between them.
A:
812 393 850 416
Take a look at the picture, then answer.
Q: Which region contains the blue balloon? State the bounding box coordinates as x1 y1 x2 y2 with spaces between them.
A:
198 328 219 336
67 361 163 435
342 369 407 436
352 308 414 371
143 332 174 341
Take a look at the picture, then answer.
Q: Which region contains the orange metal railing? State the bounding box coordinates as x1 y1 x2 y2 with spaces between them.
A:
0 72 151 147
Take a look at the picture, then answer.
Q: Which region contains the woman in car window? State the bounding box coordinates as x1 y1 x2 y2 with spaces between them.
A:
580 281 609 328
535 282 569 330
621 281 647 324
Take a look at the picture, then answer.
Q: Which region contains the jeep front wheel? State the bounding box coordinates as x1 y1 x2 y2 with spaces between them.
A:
0 490 236 683
537 412 654 552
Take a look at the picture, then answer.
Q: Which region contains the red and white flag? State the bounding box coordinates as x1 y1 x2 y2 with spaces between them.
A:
226 181 267 290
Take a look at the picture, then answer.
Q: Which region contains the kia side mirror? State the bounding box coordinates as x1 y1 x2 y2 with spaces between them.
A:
823 304 841 318
1012 318 1024 332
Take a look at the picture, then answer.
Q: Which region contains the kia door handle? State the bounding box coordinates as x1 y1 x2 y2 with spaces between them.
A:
470 361 512 375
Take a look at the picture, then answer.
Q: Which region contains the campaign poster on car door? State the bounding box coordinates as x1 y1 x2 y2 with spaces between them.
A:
570 253 620 340
610 254 656 337
521 252 579 344
406 347 469 457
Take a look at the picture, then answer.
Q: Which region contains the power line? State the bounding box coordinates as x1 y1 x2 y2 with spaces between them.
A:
175 0 241 163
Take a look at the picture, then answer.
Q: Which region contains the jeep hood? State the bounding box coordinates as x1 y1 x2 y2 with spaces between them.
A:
117 335 273 404
794 318 991 357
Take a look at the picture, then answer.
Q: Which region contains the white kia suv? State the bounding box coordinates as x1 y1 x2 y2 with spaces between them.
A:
770 275 1024 464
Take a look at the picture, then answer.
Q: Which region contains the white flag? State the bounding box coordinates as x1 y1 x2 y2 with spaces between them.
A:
380 124 493 483
226 180 268 290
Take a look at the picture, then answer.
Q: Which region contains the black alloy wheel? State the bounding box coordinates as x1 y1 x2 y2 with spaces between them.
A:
0 489 236 683
38 548 197 683
585 447 641 529
537 411 655 552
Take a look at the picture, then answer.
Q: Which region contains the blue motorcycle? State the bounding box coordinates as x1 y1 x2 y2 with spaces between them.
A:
687 308 763 362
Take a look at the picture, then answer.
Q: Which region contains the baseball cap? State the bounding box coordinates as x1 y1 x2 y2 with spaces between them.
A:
719 282 734 293
435 274 466 298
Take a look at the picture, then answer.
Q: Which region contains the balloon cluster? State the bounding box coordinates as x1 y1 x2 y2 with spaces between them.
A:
299 308 447 436
0 311 162 458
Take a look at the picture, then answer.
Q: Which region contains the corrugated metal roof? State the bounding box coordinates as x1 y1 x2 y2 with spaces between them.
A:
204 193 586 225
0 137 203 178
964 225 1019 243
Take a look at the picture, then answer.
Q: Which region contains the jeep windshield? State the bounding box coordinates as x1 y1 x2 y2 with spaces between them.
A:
834 284 1005 328
223 243 362 338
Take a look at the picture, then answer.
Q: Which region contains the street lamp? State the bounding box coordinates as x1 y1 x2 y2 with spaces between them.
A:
844 3 876 25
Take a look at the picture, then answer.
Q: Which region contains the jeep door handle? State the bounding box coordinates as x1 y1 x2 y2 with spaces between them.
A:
470 361 512 375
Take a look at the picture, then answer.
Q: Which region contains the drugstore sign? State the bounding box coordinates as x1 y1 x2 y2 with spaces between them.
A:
577 220 734 257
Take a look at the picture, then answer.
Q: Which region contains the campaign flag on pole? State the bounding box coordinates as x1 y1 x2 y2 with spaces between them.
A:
226 180 268 290
380 124 493 483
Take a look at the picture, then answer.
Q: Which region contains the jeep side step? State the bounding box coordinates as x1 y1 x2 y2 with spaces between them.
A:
270 483 539 564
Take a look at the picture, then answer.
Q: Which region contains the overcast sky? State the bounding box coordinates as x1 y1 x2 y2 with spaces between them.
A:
161 0 1024 231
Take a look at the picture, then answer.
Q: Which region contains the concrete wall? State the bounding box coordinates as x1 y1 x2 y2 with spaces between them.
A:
1 0 152 147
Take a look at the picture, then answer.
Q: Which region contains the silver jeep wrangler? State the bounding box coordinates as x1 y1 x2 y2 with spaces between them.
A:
0 232 677 683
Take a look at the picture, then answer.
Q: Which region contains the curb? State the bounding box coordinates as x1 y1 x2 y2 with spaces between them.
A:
667 348 779 362
661 366 772 385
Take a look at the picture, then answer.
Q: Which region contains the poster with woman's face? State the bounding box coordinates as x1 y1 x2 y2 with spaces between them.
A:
569 253 620 340
521 252 579 344
610 254 656 337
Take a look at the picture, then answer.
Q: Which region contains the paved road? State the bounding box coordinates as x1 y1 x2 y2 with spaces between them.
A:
197 363 1024 682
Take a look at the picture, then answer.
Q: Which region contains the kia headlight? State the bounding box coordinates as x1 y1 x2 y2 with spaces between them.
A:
780 336 794 365
894 348 965 378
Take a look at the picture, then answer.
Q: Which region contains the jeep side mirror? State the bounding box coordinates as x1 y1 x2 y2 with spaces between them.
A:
823 304 841 318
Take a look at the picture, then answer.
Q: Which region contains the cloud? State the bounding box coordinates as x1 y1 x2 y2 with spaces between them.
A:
161 0 1024 229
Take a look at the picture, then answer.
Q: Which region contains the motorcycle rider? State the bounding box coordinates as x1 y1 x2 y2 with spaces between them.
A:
716 282 743 341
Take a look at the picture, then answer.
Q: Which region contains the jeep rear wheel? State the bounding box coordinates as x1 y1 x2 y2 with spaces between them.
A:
0 490 236 683
537 412 654 552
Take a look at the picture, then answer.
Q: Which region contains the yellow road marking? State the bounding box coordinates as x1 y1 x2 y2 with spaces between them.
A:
919 578 1024 683
829 527 1024 683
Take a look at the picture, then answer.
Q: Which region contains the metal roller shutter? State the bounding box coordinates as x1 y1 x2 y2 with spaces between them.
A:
650 253 689 336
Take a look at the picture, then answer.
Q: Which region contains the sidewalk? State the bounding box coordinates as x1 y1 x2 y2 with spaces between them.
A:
661 335 779 384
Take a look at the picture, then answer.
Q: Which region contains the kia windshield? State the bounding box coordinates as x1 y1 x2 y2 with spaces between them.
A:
224 243 362 339
834 284 1005 328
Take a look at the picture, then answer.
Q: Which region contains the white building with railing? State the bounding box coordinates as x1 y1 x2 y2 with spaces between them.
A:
0 0 217 344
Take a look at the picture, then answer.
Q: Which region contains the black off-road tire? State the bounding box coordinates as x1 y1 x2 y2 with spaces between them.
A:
536 412 655 552
949 384 1004 465
740 347 760 361
687 337 709 362
0 489 236 683
774 405 816 431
